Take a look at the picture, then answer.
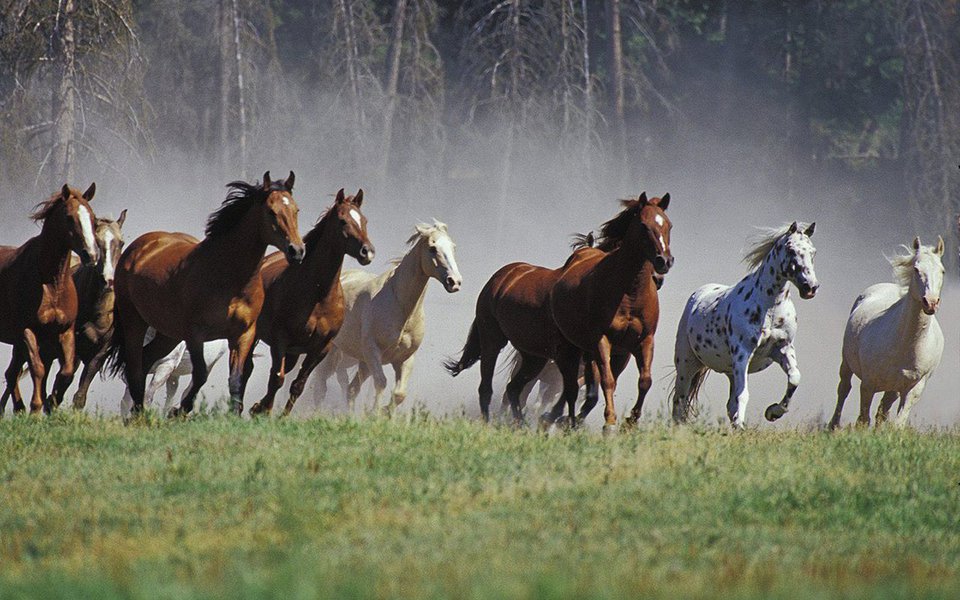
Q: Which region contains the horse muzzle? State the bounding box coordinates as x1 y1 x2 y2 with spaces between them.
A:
443 275 462 293
799 283 819 299
286 243 306 264
358 244 375 265
922 297 940 315
653 255 673 275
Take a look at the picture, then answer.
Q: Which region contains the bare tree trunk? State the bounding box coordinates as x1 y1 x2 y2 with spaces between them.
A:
51 0 77 186
337 0 364 152
605 0 626 182
381 0 408 180
219 0 232 177
231 0 247 176
580 0 594 171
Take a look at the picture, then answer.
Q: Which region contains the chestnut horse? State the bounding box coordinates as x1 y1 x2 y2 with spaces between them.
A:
0 184 99 414
107 172 304 417
545 194 672 431
445 194 672 427
247 188 374 416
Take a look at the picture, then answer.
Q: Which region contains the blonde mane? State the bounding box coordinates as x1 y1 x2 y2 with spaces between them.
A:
393 220 449 265
742 224 805 271
889 243 941 289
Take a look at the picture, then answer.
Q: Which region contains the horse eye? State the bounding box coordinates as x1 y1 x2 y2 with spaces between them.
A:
429 246 438 254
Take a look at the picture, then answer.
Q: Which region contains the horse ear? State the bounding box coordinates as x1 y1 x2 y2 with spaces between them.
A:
935 236 945 256
117 209 127 228
335 188 346 204
788 221 799 234
61 184 71 198
804 222 815 237
82 182 96 201
284 171 295 191
658 193 670 210
638 192 648 204
262 171 272 190
353 189 363 207
913 236 921 251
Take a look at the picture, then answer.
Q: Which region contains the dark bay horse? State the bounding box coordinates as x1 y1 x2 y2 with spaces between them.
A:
546 194 672 431
247 188 374 416
445 193 672 428
0 184 99 414
108 172 304 417
71 210 127 409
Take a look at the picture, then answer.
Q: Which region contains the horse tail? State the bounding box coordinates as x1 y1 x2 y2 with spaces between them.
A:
668 365 710 422
444 319 482 377
104 308 127 380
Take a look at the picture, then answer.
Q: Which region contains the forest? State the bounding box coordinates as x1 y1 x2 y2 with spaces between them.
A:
1 0 958 269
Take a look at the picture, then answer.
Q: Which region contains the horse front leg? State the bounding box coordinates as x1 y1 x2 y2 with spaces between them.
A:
390 355 415 408
250 344 288 417
2 347 27 415
829 360 853 430
575 360 601 425
595 336 619 434
624 337 655 428
50 327 77 409
227 327 257 416
169 339 209 418
727 353 752 429
360 342 388 412
894 378 927 428
765 343 800 422
73 341 112 410
284 343 331 416
22 329 46 414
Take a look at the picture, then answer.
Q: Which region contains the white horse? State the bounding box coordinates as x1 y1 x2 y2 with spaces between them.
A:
121 338 228 417
829 237 945 428
314 222 462 410
671 221 819 428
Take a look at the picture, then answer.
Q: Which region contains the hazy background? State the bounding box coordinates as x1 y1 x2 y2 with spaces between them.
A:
0 0 957 426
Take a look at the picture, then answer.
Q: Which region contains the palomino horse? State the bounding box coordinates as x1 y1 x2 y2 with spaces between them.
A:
671 222 818 428
120 339 228 417
247 188 375 416
829 237 944 428
107 171 304 417
446 195 670 426
0 184 99 414
71 210 127 409
314 221 461 411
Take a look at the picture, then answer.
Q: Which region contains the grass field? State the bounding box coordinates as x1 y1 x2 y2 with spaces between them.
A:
1 412 959 599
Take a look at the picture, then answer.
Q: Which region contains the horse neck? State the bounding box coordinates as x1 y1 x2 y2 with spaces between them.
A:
387 241 431 317
199 207 270 288
739 251 790 310
596 236 651 298
893 289 934 343
37 217 74 284
302 216 347 300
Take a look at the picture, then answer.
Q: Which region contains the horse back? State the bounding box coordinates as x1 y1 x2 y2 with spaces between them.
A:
480 261 564 358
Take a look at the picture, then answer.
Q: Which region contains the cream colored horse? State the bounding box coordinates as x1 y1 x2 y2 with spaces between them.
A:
830 237 945 428
314 222 462 410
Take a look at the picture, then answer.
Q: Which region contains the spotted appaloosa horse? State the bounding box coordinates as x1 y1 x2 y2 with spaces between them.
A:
671 221 818 428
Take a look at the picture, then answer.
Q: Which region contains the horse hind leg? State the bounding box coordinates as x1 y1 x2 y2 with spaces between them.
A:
671 341 703 424
829 360 853 430
2 348 27 415
285 346 330 416
875 391 898 425
504 352 547 425
250 347 292 416
856 382 876 427
390 355 415 408
169 340 210 418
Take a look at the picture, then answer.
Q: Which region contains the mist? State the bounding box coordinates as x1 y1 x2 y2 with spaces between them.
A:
0 1 956 427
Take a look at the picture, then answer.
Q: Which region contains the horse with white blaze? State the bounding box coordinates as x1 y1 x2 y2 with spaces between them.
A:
671 221 819 428
829 237 944 428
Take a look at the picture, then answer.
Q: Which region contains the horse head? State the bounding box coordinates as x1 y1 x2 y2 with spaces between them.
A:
94 209 126 288
779 221 819 299
260 170 305 264
331 188 375 265
414 221 462 293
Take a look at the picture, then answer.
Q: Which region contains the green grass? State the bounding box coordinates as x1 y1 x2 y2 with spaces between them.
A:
1 412 959 599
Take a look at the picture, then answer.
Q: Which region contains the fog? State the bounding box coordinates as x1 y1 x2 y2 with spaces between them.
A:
0 117 956 429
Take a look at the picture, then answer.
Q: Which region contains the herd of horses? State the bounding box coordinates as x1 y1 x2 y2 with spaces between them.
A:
0 173 947 430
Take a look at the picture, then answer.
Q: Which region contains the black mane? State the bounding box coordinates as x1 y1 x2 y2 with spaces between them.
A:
206 178 287 238
591 198 645 251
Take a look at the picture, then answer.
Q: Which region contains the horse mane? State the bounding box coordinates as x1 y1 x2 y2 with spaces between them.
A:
206 178 286 238
889 243 940 289
569 231 595 251
30 192 67 222
741 223 810 271
591 199 644 251
303 204 338 254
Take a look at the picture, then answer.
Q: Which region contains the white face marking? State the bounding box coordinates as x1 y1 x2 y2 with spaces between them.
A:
349 209 361 226
659 234 667 251
101 230 115 281
282 196 290 206
655 214 665 227
432 233 461 288
77 205 96 257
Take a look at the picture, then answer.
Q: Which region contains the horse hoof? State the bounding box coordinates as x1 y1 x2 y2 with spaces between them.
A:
764 404 786 422
602 424 618 437
249 404 266 417
622 415 639 430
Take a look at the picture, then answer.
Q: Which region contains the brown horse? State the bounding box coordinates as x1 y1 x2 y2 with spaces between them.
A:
546 194 672 431
70 210 127 409
107 172 304 417
0 184 100 414
247 188 374 416
445 194 672 427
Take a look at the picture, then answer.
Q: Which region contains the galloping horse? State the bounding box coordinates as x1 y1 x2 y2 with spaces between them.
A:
829 237 944 428
545 194 673 431
247 188 374 416
0 184 99 414
670 222 818 428
446 194 671 426
315 221 462 411
71 210 127 409
108 172 304 417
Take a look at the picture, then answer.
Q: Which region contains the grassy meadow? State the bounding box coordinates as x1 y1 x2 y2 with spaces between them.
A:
0 412 959 599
